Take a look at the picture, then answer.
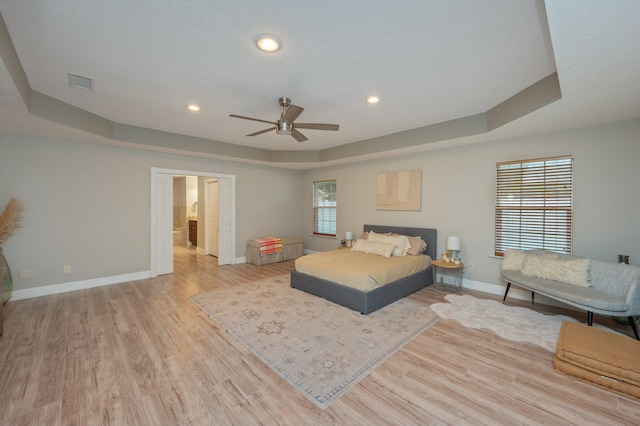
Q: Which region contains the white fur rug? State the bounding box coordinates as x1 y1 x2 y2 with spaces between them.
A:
431 294 615 352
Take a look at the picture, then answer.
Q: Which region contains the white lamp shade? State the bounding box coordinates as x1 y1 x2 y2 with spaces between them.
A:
446 236 461 251
345 231 354 240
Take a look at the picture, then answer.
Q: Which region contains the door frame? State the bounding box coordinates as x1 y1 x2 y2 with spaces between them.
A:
150 167 236 277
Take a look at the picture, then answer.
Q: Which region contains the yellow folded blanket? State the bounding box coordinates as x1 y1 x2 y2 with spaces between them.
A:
554 321 640 398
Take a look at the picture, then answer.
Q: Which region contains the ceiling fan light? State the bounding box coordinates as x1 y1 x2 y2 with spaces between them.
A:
255 35 281 53
187 104 200 112
366 96 380 104
276 120 292 135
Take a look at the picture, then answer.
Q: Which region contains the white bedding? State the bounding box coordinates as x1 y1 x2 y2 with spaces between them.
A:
294 249 431 292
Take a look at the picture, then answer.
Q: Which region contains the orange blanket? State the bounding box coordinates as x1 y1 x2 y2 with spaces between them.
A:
254 237 283 256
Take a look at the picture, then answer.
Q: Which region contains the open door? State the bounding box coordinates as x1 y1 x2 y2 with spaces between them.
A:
205 177 232 265
217 177 232 265
154 172 173 275
151 168 236 276
205 179 219 257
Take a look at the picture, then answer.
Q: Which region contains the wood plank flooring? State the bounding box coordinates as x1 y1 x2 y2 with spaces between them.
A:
1 247 638 425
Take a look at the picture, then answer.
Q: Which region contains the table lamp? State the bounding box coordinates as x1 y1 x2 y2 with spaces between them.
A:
447 236 461 262
345 231 354 247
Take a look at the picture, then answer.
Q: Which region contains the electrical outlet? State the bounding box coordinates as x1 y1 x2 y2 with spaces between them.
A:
20 269 34 279
64 265 71 273
468 262 474 270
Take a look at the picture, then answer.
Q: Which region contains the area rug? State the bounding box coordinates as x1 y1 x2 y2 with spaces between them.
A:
189 274 438 409
431 294 616 352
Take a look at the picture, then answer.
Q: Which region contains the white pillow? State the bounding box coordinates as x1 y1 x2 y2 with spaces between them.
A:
502 249 527 271
522 253 558 280
360 231 391 240
367 230 411 256
546 258 591 287
350 239 395 257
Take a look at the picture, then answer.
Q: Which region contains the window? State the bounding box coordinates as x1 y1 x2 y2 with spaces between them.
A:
495 156 573 256
313 180 336 236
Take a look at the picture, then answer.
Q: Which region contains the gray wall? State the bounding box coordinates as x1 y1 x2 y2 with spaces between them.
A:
1 117 639 297
301 118 640 290
0 131 303 293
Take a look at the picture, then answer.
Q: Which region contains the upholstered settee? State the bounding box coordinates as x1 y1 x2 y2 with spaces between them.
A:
501 249 640 339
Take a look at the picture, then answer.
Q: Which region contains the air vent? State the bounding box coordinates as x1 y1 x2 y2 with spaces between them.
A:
68 72 94 91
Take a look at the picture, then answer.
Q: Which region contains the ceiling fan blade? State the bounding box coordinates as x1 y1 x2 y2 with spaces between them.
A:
291 128 308 142
229 114 275 125
282 104 304 123
247 127 275 137
294 123 340 131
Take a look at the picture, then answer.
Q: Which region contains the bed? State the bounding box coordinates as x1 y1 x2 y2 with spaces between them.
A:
290 225 437 314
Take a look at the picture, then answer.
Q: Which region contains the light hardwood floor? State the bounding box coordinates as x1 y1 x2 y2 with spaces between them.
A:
1 247 638 425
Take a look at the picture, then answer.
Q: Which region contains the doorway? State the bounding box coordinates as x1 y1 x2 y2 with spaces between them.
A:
150 167 236 277
171 175 197 250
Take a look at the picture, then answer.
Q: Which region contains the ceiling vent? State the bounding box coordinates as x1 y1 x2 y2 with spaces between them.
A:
68 72 94 91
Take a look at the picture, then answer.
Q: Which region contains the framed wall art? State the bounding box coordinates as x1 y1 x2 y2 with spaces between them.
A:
376 169 421 211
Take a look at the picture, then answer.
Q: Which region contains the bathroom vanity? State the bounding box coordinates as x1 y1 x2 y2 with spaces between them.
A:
189 220 197 246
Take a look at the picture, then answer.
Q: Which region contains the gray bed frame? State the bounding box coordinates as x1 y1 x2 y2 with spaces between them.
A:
290 225 437 314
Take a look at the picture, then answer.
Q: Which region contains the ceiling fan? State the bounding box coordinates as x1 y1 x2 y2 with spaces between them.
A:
229 97 339 142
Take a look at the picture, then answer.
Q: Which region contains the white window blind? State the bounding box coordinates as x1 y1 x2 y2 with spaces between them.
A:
313 180 336 236
495 156 573 256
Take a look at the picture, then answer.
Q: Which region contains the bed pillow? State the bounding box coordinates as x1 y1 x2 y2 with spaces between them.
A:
350 239 395 257
502 249 527 271
393 234 427 255
360 231 391 240
367 231 411 256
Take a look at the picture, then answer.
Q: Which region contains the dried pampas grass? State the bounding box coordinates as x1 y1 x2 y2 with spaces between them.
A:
0 198 22 245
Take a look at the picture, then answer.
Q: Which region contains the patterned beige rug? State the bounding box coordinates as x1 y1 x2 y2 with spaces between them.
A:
190 274 438 409
431 294 616 352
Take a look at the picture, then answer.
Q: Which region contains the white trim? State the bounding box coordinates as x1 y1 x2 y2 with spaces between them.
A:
150 170 158 276
10 271 151 301
459 278 524 299
461 278 579 310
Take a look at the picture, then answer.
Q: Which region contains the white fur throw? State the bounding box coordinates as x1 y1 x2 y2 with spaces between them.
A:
350 239 395 257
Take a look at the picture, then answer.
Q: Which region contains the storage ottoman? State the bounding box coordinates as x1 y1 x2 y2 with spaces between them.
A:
554 320 640 399
246 236 304 266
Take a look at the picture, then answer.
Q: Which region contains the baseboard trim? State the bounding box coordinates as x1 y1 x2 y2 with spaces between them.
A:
7 266 565 310
462 278 578 309
10 271 152 301
462 278 523 298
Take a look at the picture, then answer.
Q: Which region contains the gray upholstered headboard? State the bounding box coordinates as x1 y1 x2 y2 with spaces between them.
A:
363 225 437 260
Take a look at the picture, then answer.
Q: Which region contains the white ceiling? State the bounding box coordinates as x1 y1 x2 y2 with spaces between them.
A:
0 1 639 168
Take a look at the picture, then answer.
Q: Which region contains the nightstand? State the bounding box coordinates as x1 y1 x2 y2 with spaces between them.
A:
432 260 464 291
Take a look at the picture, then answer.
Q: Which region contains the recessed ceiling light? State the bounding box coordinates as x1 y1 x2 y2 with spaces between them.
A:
255 35 281 53
187 104 200 112
366 96 380 104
